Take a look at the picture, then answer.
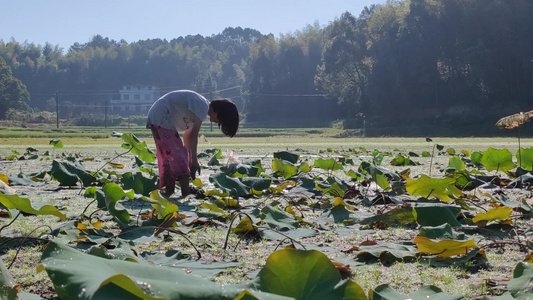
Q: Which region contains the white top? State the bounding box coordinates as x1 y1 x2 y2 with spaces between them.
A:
146 90 209 131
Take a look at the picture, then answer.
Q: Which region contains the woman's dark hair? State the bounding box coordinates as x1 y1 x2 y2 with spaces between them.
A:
210 99 239 137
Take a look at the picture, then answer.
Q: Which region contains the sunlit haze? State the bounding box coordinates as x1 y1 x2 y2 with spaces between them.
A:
1 0 384 50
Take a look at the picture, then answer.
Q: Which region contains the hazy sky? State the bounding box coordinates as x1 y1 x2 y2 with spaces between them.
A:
1 0 384 50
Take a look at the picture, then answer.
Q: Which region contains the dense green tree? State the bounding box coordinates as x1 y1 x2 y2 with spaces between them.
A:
0 57 30 118
315 11 371 118
1 28 260 114
2 1 533 133
247 23 339 126
315 0 533 134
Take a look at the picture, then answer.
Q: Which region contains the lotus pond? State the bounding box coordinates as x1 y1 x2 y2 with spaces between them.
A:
1 135 533 299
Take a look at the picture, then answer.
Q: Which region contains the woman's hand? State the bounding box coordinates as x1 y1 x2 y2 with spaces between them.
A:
190 159 201 179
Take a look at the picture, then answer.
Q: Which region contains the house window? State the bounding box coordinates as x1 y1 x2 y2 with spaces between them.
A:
123 94 130 100
134 94 140 100
144 94 150 100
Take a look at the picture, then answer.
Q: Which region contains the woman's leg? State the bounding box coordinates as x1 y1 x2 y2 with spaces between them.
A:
178 175 190 197
151 126 176 197
152 126 190 197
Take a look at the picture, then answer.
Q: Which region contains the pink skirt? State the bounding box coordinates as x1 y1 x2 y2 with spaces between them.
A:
150 125 189 188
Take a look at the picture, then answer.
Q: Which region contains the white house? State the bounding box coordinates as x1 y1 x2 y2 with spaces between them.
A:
108 85 160 116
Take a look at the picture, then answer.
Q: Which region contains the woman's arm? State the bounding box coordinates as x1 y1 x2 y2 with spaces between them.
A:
182 116 203 178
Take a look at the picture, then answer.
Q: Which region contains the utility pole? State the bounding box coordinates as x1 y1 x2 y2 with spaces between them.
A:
55 91 59 129
210 91 213 132
104 99 108 128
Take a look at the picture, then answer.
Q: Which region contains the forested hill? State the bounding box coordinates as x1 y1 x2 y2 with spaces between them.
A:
1 0 533 136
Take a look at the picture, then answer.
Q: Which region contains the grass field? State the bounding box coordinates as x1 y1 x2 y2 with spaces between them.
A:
1 126 530 149
0 124 344 139
1 128 533 299
1 122 531 157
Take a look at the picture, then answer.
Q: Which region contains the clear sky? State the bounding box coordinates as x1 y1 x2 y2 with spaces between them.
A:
1 0 384 50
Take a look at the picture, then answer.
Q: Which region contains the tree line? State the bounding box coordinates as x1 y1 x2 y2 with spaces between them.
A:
1 0 532 136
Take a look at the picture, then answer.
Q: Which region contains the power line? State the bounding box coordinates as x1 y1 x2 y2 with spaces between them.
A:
250 93 325 97
30 80 244 97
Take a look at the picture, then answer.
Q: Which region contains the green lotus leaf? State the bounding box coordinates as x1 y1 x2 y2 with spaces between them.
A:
260 205 299 230
122 172 158 197
448 155 466 171
372 149 384 165
252 248 367 300
121 133 156 163
225 163 260 177
243 159 266 173
324 204 358 224
50 160 95 187
390 155 416 166
420 248 487 268
358 161 399 190
313 158 343 171
273 151 299 164
506 262 533 299
360 206 416 227
87 241 146 263
413 236 477 258
355 243 418 264
0 191 66 220
345 169 364 180
358 162 399 180
49 139 63 149
446 148 456 155
147 190 179 219
461 150 471 157
370 284 463 300
134 156 157 175
374 173 391 191
38 241 250 300
83 186 106 209
199 202 227 218
516 147 533 171
418 224 459 240
231 217 257 234
454 170 473 189
471 151 483 165
102 183 135 228
0 257 19 300
207 150 221 166
115 226 160 244
406 175 460 201
482 292 515 299
239 177 272 192
315 181 346 197
209 172 250 197
204 189 230 197
472 207 513 224
0 174 7 186
412 202 462 226
215 197 240 209
259 228 318 241
272 158 298 179
141 250 242 280
481 148 516 172
298 162 313 173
